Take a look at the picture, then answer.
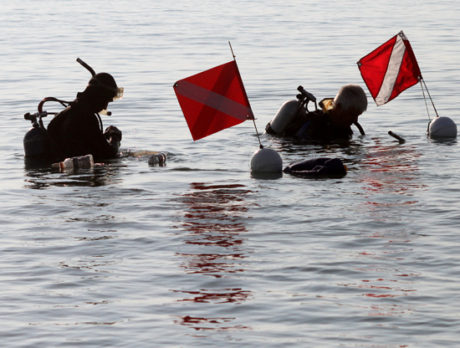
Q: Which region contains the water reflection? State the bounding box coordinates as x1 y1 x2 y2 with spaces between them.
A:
357 139 424 209
342 249 417 318
266 133 365 157
174 315 249 332
178 183 251 278
346 139 421 318
58 254 115 275
177 252 244 277
24 162 123 189
428 137 457 146
173 288 251 304
173 182 252 332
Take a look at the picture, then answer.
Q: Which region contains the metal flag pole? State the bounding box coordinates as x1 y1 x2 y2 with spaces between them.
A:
420 80 431 121
229 41 264 149
420 77 439 119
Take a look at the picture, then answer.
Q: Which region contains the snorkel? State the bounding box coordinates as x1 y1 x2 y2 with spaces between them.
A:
76 58 123 116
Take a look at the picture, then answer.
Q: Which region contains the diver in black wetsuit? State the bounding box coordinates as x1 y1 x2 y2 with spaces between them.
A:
23 59 124 167
47 68 123 162
266 84 367 143
47 76 122 162
24 58 123 164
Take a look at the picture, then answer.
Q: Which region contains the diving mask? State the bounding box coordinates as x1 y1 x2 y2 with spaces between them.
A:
113 87 124 101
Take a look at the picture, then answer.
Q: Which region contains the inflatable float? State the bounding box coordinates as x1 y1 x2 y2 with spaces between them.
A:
283 157 347 178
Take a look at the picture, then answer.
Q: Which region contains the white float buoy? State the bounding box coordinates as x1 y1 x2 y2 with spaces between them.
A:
428 116 457 138
250 148 282 173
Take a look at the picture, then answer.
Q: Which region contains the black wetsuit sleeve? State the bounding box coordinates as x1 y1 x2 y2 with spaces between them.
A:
85 116 120 160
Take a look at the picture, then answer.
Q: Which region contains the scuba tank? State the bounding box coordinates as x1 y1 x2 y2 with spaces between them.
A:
265 86 318 136
266 99 299 135
23 97 70 161
23 115 49 158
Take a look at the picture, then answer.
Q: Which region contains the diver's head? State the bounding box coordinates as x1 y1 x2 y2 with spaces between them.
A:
77 73 123 115
329 84 367 127
88 73 121 100
75 58 124 113
80 72 123 113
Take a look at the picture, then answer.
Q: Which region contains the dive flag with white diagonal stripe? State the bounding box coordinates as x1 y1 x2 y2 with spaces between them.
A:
173 60 254 141
357 31 422 106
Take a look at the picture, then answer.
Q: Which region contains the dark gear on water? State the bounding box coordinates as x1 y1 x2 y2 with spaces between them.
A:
283 157 347 178
23 58 124 166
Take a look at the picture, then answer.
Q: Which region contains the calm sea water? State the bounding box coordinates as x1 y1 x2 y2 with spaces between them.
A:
1 1 460 347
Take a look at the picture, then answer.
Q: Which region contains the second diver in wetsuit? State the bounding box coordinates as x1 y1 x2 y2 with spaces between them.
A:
266 84 368 143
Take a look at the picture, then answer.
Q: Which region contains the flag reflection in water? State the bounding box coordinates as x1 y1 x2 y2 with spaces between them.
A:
344 141 421 317
172 182 253 332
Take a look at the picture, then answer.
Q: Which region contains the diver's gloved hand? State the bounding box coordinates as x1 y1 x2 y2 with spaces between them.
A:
104 125 122 143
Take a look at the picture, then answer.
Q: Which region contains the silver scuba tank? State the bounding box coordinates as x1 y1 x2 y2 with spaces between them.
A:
267 99 299 135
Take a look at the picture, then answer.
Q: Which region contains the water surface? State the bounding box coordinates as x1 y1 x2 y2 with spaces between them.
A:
1 1 460 346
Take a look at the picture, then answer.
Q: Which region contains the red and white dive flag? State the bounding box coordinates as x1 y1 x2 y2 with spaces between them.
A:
174 60 254 141
357 31 422 106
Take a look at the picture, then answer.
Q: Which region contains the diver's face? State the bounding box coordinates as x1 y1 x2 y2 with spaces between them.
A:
330 106 358 127
93 97 111 113
101 99 110 111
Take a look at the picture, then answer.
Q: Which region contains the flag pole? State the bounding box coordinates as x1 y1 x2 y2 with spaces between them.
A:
229 41 264 149
420 77 439 118
420 80 432 121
